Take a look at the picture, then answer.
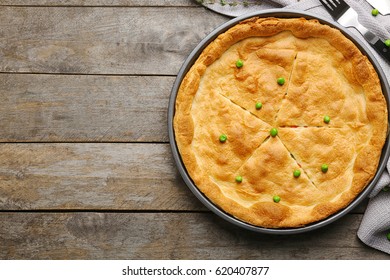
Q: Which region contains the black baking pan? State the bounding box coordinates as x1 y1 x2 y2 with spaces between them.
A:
167 9 390 234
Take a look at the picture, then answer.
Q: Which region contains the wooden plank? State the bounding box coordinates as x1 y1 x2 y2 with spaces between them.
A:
0 143 204 211
0 0 198 6
0 6 228 75
0 212 388 259
0 74 172 142
0 142 370 213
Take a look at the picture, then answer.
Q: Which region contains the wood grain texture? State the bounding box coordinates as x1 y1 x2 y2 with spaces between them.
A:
0 143 206 211
0 74 172 142
0 142 369 213
0 0 198 6
0 6 227 75
0 2 386 260
1 212 388 259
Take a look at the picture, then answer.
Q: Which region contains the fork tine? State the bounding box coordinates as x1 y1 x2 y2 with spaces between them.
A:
328 0 338 9
333 0 349 10
320 0 350 18
319 0 334 12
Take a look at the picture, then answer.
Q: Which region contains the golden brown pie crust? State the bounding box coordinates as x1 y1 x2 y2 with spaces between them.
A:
173 17 388 228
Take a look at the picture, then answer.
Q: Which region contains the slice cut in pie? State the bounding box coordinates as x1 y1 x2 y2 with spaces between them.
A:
278 127 362 218
178 86 271 182
213 135 323 227
201 36 297 125
276 50 370 127
173 17 388 228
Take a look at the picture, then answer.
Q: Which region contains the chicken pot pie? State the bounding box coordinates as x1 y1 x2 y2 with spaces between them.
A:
173 17 388 228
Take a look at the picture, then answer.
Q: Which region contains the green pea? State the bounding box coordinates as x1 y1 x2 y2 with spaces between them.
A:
385 39 390 47
383 186 389 192
372 9 379 16
235 175 243 183
236 59 244 68
293 169 301 178
277 77 285 85
219 134 227 143
324 115 330 124
273 195 281 203
255 102 263 110
321 164 329 173
270 128 278 137
387 232 390 241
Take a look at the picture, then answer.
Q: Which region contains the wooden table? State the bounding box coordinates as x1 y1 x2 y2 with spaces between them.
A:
0 0 389 260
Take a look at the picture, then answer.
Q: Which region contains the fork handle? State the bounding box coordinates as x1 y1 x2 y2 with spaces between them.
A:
353 23 377 44
371 39 390 63
351 24 390 63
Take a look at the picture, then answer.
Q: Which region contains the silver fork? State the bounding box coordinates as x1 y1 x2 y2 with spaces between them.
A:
320 0 390 62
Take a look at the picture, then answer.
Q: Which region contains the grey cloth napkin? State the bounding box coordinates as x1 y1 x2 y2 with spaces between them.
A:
199 0 390 254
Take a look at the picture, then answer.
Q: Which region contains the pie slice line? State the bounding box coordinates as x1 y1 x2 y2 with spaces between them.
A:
204 41 298 127
274 52 298 124
278 135 320 190
276 127 366 203
228 133 319 192
214 135 322 211
231 135 271 177
275 126 361 191
216 73 342 190
216 91 271 125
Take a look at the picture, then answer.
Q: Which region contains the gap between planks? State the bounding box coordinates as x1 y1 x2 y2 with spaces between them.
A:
0 0 199 8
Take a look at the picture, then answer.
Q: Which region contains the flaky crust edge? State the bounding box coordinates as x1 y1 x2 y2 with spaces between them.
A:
173 17 388 228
